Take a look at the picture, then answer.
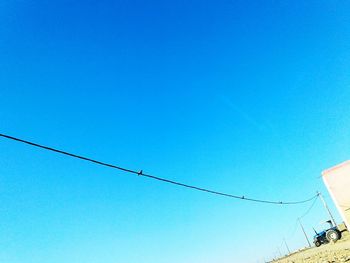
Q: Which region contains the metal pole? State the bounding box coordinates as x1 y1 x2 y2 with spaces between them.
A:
317 192 337 227
298 218 311 247
283 238 291 254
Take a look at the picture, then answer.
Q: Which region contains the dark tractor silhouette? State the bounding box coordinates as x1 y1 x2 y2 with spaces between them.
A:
313 220 341 247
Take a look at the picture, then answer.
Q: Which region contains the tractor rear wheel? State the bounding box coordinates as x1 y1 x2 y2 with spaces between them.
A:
326 229 340 242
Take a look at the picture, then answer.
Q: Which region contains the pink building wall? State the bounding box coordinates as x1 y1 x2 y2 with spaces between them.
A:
322 160 350 230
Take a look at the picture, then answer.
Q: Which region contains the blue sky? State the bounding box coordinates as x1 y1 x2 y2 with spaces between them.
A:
1 1 350 262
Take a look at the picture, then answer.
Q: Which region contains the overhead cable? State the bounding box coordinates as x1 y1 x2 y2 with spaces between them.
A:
0 133 318 205
299 193 319 219
288 194 319 238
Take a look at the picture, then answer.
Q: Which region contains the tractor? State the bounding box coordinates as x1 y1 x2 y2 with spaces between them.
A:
313 220 341 247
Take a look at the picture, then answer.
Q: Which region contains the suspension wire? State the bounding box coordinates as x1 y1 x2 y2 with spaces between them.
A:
287 194 319 239
289 220 300 239
299 193 319 219
274 193 319 260
0 133 318 205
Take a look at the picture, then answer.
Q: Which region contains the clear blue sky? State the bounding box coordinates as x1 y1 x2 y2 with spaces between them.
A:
1 1 350 262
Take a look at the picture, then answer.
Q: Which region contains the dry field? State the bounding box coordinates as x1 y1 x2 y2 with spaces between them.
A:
271 227 350 263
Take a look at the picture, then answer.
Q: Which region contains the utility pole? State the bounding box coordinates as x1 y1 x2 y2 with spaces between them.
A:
317 191 337 227
298 218 311 247
277 247 282 257
283 238 291 255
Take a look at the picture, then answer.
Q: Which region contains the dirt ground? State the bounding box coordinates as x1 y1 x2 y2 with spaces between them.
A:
271 228 350 263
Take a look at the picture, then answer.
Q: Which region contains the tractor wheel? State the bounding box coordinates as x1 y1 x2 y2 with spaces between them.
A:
314 240 321 247
326 229 340 242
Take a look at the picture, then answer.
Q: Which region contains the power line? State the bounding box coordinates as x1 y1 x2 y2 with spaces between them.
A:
299 193 319 219
288 219 299 238
274 194 319 258
285 194 319 238
0 133 318 205
291 195 319 237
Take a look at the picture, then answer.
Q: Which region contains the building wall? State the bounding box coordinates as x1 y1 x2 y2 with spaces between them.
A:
322 160 350 230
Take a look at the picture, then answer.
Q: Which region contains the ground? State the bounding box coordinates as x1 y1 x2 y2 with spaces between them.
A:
271 225 350 263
